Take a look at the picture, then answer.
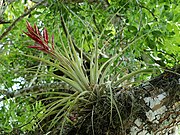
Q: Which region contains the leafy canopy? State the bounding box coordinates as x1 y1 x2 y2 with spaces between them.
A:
0 0 179 134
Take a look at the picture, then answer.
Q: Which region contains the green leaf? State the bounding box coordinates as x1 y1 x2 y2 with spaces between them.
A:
152 30 163 37
113 68 156 87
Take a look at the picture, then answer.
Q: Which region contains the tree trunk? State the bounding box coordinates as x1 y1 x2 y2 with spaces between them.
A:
67 66 180 135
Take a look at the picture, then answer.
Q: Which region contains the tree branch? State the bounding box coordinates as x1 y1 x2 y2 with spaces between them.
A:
0 0 45 41
0 82 73 102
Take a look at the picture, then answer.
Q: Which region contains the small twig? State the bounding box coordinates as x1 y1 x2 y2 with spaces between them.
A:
0 0 45 41
17 108 44 129
138 3 158 21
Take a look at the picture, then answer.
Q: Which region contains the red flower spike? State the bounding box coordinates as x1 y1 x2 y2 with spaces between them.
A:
34 24 41 36
28 45 43 50
26 21 34 32
43 28 48 44
51 34 54 50
28 45 49 53
24 32 44 45
24 21 55 54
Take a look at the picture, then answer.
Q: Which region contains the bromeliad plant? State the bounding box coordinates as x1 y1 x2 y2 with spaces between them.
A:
24 20 90 92
23 16 155 134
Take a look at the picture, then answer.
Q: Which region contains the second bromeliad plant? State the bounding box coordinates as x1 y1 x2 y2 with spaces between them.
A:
24 16 154 134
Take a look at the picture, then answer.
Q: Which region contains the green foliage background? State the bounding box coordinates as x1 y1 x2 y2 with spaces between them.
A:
0 0 179 134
